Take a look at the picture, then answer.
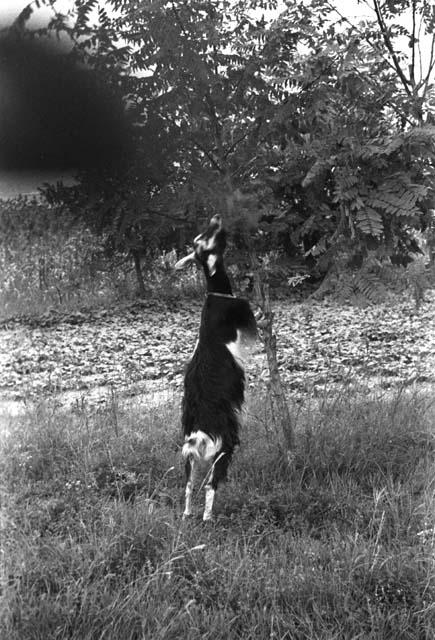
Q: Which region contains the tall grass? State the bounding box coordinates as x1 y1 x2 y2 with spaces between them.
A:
0 227 205 319
1 387 434 639
0 201 204 320
2 199 433 321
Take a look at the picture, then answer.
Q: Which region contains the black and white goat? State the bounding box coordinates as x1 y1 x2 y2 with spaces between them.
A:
175 215 257 520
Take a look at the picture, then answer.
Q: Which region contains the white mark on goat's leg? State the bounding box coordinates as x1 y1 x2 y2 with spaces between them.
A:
183 479 193 518
203 474 215 522
183 458 195 518
202 452 226 521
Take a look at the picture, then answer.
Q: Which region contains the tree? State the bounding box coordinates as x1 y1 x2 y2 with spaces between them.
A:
7 0 435 446
30 0 296 448
16 0 434 283
258 0 435 300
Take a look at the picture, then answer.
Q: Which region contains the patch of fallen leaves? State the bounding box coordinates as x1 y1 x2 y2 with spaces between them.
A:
0 292 434 405
270 295 434 394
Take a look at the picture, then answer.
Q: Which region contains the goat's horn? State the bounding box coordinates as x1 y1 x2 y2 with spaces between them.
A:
210 215 222 227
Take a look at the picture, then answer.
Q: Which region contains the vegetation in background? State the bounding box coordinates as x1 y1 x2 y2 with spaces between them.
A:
1 0 434 297
0 198 206 318
1 387 434 639
2 0 435 454
1 5 434 638
0 195 432 320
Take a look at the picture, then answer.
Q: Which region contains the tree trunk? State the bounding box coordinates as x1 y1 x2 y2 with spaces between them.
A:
427 218 435 266
250 251 294 453
221 168 294 453
132 250 146 297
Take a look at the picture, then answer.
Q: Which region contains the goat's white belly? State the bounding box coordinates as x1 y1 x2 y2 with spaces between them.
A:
226 330 247 368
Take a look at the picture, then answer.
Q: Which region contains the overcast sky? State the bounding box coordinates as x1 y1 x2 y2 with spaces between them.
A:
0 0 375 29
0 0 72 28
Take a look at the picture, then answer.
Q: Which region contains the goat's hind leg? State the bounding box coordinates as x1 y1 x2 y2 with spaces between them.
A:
183 456 195 518
202 452 230 522
203 471 216 522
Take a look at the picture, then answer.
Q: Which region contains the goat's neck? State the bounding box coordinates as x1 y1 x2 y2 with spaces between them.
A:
205 264 233 295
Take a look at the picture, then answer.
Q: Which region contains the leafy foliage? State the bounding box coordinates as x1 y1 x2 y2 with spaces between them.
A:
4 0 435 297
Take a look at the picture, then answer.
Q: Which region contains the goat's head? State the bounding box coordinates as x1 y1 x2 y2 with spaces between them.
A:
175 215 226 276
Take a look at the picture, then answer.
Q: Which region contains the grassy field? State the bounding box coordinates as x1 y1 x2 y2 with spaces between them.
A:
0 214 204 321
1 386 434 640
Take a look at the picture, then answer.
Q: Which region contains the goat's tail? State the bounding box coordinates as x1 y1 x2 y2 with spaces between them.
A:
182 430 223 461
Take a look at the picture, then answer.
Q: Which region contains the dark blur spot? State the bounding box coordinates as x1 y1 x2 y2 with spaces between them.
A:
0 35 130 171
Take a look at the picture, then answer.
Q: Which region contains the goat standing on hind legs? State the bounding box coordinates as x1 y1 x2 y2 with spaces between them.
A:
175 216 257 521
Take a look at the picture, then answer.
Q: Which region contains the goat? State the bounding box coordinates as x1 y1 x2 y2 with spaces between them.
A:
175 215 256 520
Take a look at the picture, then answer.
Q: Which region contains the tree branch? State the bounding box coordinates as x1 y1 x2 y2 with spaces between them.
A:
231 154 261 181
204 93 226 164
352 67 414 127
421 33 435 107
249 249 294 453
324 0 399 77
410 0 416 88
191 138 224 174
171 2 190 40
372 0 412 97
417 9 424 85
223 130 250 160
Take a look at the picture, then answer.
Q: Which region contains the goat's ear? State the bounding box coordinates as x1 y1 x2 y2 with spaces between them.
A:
174 251 196 270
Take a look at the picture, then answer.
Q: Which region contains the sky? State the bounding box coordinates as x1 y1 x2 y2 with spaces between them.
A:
0 0 69 29
0 1 432 197
0 0 374 28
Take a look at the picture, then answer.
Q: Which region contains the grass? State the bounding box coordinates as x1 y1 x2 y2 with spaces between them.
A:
1 386 434 639
2 202 433 320
0 214 204 321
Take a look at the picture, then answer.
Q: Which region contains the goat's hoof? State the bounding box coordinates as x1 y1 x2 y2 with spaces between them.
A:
202 515 214 523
